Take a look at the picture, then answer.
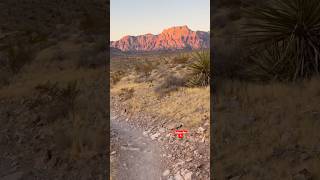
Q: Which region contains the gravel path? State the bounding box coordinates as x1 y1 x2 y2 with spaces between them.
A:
110 113 164 180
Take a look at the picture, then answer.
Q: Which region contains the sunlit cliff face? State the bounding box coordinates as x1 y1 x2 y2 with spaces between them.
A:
110 25 209 51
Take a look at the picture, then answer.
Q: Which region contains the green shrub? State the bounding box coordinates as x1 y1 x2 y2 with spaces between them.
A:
187 50 210 86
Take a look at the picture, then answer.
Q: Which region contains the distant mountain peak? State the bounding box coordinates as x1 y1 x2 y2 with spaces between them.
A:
111 25 209 52
162 25 190 32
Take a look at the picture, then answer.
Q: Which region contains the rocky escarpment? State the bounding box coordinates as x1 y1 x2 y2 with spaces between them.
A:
110 25 209 52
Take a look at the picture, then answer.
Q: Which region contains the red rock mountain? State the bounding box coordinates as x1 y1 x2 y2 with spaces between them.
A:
110 25 210 52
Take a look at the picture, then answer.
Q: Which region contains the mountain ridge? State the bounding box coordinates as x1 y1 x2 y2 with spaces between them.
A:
110 25 209 52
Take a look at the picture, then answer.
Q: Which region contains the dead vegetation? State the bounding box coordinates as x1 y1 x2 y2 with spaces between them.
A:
154 75 186 96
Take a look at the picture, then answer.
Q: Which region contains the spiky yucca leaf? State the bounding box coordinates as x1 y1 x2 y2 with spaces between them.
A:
187 50 210 86
243 0 320 81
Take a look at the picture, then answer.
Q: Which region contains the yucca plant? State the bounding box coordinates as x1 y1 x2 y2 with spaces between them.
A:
187 50 210 86
242 44 297 81
242 0 320 81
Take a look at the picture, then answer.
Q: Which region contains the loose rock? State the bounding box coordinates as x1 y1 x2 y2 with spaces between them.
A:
162 169 170 176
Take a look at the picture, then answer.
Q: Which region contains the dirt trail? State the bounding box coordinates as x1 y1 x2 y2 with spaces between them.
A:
110 113 163 180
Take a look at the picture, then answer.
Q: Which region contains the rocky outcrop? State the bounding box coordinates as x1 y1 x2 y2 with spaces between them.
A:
110 25 209 52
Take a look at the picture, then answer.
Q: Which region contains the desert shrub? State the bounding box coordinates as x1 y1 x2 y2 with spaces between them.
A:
241 45 297 81
134 60 156 77
154 75 186 95
118 88 134 101
47 78 107 160
242 0 320 81
32 80 80 121
187 50 210 86
110 70 125 85
159 56 170 64
172 54 189 64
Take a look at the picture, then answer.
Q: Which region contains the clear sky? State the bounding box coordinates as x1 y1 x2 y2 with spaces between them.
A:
110 0 210 41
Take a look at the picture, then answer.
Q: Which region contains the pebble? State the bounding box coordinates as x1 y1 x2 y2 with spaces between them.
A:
162 169 170 176
121 146 140 151
142 131 149 137
151 132 160 140
111 151 116 155
197 127 205 133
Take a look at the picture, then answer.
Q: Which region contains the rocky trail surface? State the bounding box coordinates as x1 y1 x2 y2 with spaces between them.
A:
110 105 210 180
110 113 163 180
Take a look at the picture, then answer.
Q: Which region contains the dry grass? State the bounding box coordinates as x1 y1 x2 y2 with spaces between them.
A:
214 77 320 179
172 54 189 64
0 68 103 98
0 29 107 176
111 53 210 128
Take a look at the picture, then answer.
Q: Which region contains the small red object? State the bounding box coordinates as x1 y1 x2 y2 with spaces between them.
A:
175 130 188 139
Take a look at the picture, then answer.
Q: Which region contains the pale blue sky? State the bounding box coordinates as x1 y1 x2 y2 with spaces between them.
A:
110 0 210 41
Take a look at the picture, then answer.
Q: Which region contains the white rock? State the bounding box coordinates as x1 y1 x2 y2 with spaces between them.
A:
174 172 184 180
111 151 116 155
201 136 205 143
143 131 149 137
197 127 205 133
159 128 166 133
193 150 199 156
181 169 193 180
162 169 170 176
151 132 160 140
